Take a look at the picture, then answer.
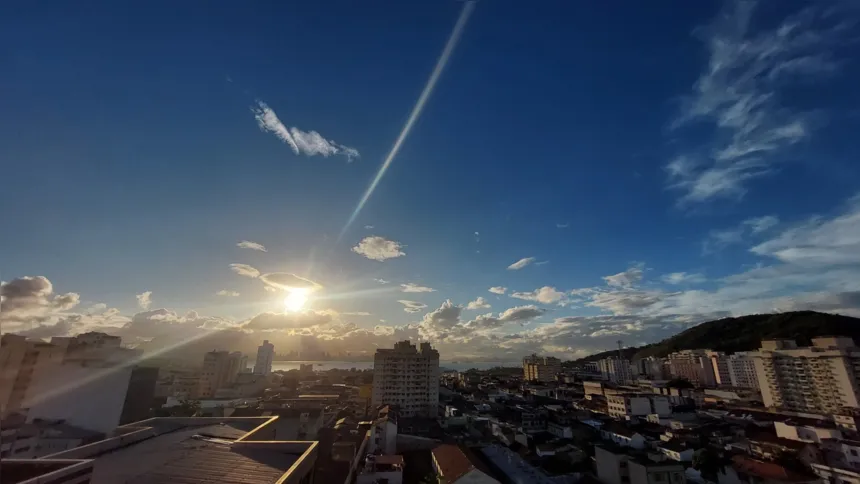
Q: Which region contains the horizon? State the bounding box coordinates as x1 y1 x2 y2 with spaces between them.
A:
4 0 860 360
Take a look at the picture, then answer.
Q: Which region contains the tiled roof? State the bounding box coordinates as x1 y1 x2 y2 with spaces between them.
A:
432 444 491 483
731 455 816 482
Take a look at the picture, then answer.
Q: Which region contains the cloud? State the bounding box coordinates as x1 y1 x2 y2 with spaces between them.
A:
397 300 427 313
374 278 390 284
259 273 323 292
230 263 261 278
556 223 569 228
507 257 536 270
243 310 334 331
419 301 546 340
661 272 707 285
0 276 82 331
364 225 374 229
216 290 240 297
237 240 267 252
587 289 667 315
488 286 507 295
667 0 852 204
466 297 491 310
251 100 359 161
342 311 372 316
704 214 780 253
352 236 406 261
603 265 644 287
510 286 566 304
400 283 436 293
136 291 152 310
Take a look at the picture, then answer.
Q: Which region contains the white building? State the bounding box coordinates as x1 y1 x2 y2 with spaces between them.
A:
607 393 672 418
599 357 633 383
667 350 717 387
752 337 860 413
198 350 244 398
725 352 761 390
254 340 275 376
372 341 440 417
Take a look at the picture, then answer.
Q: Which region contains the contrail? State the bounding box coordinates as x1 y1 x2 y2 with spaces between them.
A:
339 1 476 241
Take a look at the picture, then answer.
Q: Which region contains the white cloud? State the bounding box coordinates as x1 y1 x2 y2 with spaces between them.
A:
216 290 240 297
136 291 152 310
259 273 322 292
744 215 780 234
507 257 536 270
374 278 390 284
364 225 374 229
230 263 261 278
237 240 267 252
251 100 359 161
243 310 334 331
397 300 427 313
342 311 372 316
488 286 507 295
352 236 406 261
466 297 491 310
661 272 706 285
400 283 436 293
667 0 851 204
510 286 566 304
603 266 644 287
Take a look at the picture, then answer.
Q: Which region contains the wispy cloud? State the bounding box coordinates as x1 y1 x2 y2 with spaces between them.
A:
488 286 507 295
661 272 706 285
703 214 779 253
466 297 491 310
251 100 359 161
397 300 428 313
351 236 406 261
237 240 267 252
744 215 780 234
507 257 536 270
216 290 240 297
667 0 852 204
603 265 644 287
373 278 390 285
136 291 152 310
342 311 372 316
230 263 261 278
400 283 436 293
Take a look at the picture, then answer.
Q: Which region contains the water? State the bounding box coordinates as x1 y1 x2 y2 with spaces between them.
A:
270 360 517 372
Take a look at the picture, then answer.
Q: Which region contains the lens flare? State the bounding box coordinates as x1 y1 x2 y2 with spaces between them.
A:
285 289 309 312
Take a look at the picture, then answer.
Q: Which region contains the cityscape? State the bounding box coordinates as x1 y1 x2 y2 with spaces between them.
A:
4 0 860 483
6 318 860 483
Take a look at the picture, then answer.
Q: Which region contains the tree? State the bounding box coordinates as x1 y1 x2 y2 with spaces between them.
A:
693 448 722 482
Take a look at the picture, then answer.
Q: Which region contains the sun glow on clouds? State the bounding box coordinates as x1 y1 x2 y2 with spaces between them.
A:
285 288 309 312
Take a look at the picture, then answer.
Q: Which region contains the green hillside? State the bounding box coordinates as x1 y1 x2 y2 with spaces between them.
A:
570 311 860 363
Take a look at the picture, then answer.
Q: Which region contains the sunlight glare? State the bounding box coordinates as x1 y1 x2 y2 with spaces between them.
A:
285 289 309 312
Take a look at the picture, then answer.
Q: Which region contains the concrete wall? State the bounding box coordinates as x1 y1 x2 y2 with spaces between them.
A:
595 446 626 484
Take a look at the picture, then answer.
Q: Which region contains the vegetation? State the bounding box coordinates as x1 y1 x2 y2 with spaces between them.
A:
570 311 860 364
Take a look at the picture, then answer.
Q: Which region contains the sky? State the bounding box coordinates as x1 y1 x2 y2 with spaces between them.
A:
3 0 860 361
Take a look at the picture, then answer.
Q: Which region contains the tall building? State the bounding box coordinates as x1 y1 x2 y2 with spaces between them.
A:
372 341 440 417
666 350 717 387
119 366 159 425
523 354 562 382
632 357 667 380
726 352 760 390
707 351 731 385
254 340 275 376
198 350 244 398
752 337 860 413
598 357 633 383
1 334 66 415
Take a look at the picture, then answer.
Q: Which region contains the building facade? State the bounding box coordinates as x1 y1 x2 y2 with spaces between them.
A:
254 340 275 376
725 352 761 390
523 354 562 382
598 357 633 383
198 350 244 398
372 341 440 417
666 350 717 387
753 337 860 413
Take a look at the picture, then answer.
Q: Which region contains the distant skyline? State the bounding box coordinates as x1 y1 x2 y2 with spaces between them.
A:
3 0 860 360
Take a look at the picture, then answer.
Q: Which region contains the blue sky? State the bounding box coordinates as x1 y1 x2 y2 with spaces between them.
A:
3 0 860 360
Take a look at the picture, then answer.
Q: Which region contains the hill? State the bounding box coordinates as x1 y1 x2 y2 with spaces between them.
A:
570 311 860 363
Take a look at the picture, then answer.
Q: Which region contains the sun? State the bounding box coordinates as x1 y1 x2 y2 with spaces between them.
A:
284 288 309 312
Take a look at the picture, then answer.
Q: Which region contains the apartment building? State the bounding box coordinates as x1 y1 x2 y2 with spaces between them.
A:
632 357 667 380
1 335 66 415
372 341 440 417
598 357 633 383
198 350 245 398
254 339 275 376
523 354 562 382
752 337 860 414
607 393 672 418
707 351 731 385
723 352 762 390
666 350 717 387
595 445 687 484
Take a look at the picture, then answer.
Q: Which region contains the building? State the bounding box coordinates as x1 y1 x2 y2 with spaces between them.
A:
1 334 67 415
254 340 275 376
432 444 500 484
752 337 860 413
1 416 318 484
666 350 717 387
607 393 671 418
372 341 440 417
598 357 634 383
633 357 667 380
725 352 761 390
708 351 731 385
119 366 159 425
595 445 686 484
198 350 244 398
523 354 562 382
